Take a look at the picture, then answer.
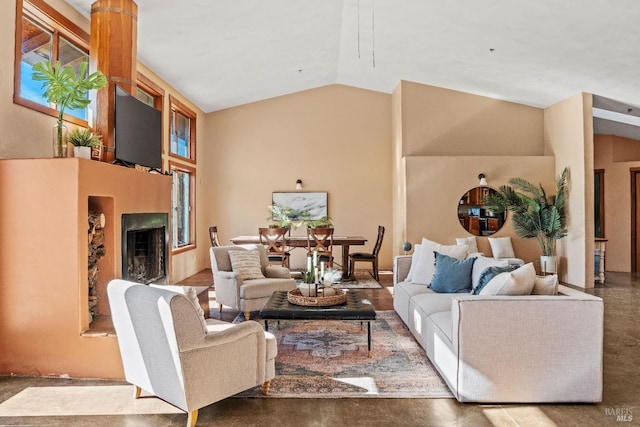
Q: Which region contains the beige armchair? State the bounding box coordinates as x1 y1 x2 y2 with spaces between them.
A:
210 244 297 320
107 279 276 427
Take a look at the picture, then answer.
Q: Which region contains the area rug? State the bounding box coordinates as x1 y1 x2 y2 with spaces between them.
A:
331 271 383 289
235 310 453 398
0 385 182 416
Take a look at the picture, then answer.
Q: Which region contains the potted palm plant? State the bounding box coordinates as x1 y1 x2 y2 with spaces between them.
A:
31 61 107 158
66 128 102 159
484 167 568 274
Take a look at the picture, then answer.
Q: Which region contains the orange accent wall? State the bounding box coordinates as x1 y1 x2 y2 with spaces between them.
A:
0 158 171 378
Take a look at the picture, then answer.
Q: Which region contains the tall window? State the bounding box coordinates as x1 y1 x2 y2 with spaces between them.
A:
170 162 196 251
15 0 90 125
169 95 196 163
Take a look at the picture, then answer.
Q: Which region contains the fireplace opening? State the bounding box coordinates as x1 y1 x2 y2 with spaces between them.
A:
122 213 168 284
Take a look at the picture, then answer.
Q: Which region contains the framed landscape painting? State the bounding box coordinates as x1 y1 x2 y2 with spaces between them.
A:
272 192 328 220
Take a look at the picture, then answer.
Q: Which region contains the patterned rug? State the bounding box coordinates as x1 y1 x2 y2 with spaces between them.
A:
331 271 383 289
235 310 453 398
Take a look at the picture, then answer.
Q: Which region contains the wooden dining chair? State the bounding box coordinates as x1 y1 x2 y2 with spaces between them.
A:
258 227 290 267
348 225 385 281
306 227 334 267
208 226 221 247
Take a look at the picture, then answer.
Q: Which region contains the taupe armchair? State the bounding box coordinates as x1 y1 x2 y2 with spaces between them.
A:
210 244 297 320
107 279 275 427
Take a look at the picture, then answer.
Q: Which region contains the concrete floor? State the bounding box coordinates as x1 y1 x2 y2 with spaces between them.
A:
1 271 638 426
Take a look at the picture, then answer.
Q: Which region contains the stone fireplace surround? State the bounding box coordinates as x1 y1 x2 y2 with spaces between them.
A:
0 158 172 378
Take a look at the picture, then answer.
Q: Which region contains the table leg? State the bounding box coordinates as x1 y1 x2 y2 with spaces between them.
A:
367 321 371 357
264 320 269 331
341 244 350 275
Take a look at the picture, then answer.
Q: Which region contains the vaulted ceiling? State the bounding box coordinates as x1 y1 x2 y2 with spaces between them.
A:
65 0 640 115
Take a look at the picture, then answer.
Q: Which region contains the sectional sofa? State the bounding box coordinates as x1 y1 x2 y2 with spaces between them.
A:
393 249 604 403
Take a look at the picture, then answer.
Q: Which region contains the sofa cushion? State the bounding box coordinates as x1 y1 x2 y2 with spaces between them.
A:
430 252 476 293
488 236 516 259
228 250 265 280
411 292 456 316
479 262 536 295
411 238 468 285
428 311 453 343
473 265 519 295
532 274 559 295
471 256 509 291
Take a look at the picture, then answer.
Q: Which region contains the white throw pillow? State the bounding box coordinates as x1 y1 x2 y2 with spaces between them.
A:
150 284 207 331
228 250 265 280
532 274 558 295
456 236 479 254
411 238 468 285
471 256 509 291
405 243 422 283
488 237 516 259
479 262 536 295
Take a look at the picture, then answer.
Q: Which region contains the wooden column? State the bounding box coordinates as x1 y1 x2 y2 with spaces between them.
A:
89 0 138 163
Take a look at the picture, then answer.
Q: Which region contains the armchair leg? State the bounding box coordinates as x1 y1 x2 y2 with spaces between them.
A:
244 311 251 320
262 380 271 395
133 385 142 399
187 409 198 427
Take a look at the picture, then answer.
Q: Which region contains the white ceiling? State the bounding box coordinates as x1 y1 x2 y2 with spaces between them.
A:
65 0 640 114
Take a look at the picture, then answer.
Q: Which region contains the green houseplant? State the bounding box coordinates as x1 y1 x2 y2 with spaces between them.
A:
66 128 102 159
484 167 568 273
32 60 107 158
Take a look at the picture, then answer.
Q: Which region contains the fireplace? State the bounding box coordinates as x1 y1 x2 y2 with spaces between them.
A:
121 213 169 284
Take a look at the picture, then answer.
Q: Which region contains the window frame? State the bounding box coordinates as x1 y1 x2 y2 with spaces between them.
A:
168 95 197 164
14 0 91 127
169 161 196 254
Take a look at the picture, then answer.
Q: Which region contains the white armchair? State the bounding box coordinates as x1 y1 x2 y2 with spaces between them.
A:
107 279 276 427
210 244 297 320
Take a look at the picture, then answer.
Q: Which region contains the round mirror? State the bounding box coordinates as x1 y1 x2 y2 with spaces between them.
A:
458 187 506 236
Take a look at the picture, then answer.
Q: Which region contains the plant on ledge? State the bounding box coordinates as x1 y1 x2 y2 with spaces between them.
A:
67 128 102 148
484 167 568 259
32 61 107 158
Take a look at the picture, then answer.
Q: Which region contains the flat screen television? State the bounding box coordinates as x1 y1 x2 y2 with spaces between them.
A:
114 85 162 170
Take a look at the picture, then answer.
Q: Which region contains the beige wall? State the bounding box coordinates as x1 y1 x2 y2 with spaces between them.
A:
594 134 639 272
544 93 593 287
0 0 206 283
404 156 556 263
393 81 559 267
400 81 545 157
203 84 393 270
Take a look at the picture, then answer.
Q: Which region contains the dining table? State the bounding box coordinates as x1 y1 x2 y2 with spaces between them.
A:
229 235 367 275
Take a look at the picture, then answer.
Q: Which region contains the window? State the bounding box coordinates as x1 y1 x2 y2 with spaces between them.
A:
15 0 91 125
170 162 196 251
169 95 196 162
136 72 164 110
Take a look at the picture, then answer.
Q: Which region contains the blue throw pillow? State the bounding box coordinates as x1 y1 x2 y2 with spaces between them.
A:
473 265 519 295
429 252 476 293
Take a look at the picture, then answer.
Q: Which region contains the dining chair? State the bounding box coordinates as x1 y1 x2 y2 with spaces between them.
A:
306 227 334 267
258 227 290 267
348 225 385 281
209 226 221 247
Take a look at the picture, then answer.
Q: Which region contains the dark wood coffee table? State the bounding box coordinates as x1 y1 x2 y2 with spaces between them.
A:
259 290 377 356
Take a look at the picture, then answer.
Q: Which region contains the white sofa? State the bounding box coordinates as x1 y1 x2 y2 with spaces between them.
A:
393 255 604 403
